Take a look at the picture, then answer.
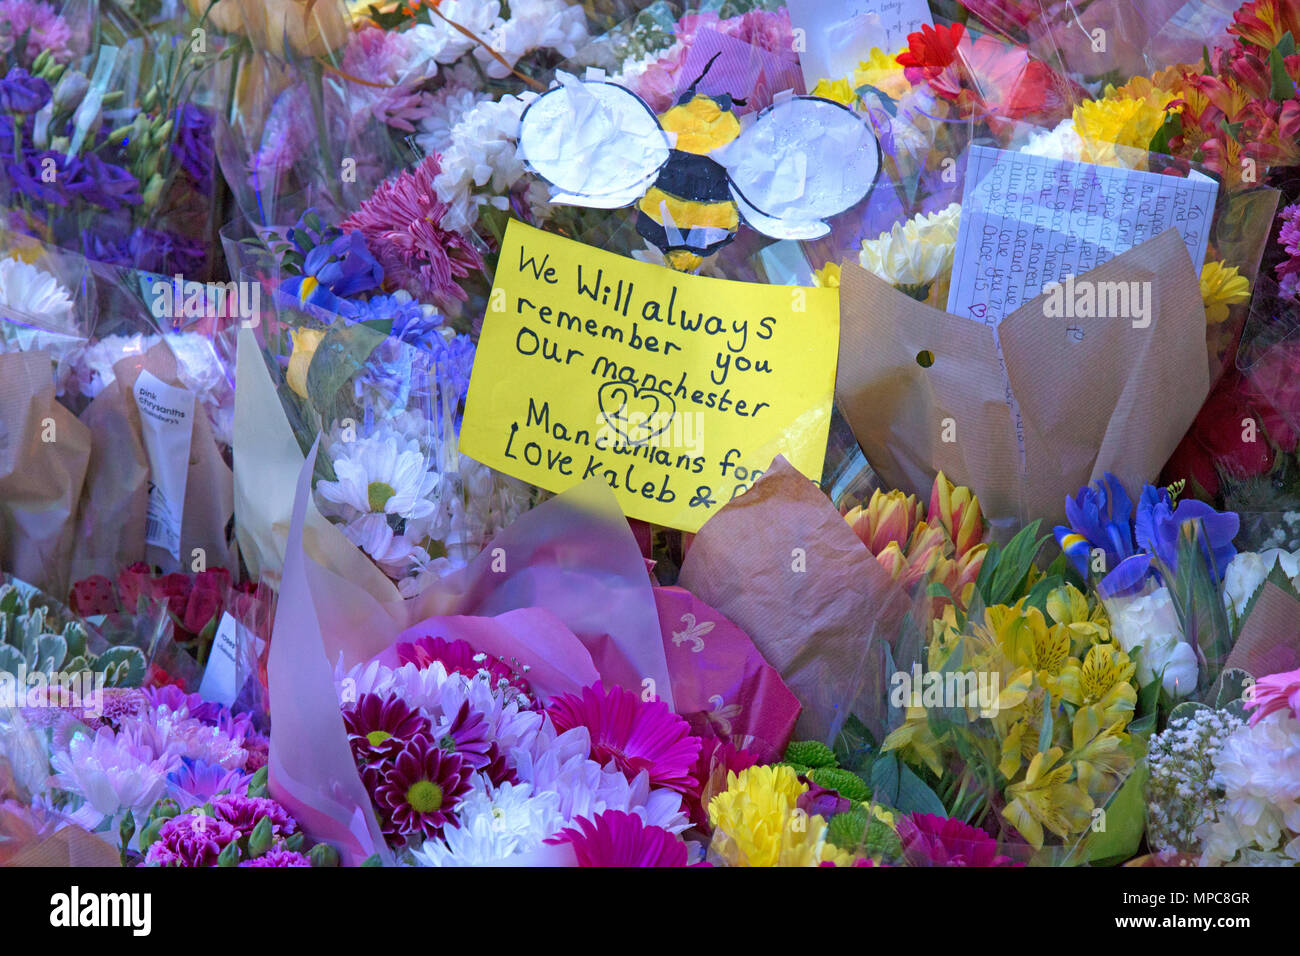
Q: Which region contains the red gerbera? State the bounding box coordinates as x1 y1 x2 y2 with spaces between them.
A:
546 684 702 795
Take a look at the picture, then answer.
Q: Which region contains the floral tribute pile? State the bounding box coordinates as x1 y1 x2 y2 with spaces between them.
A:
2 0 1300 870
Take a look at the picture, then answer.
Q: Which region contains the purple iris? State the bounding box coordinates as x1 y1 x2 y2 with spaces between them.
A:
1055 474 1238 598
279 230 384 319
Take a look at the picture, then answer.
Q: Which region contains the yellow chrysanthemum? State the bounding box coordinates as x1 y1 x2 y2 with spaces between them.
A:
1200 260 1251 324
813 261 842 288
1073 94 1179 167
853 47 910 100
811 77 856 106
707 765 853 866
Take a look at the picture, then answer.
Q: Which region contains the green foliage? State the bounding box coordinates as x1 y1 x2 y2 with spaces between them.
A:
784 740 837 769
809 766 873 802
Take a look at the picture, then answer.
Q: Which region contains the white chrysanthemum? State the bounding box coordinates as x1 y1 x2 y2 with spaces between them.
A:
433 93 535 233
340 513 430 578
405 0 502 67
1106 587 1198 697
858 202 961 289
1020 119 1084 162
511 722 690 833
317 430 439 523
0 256 74 324
415 86 491 159
1198 710 1300 865
49 727 173 827
1222 549 1300 619
409 780 564 866
475 0 587 78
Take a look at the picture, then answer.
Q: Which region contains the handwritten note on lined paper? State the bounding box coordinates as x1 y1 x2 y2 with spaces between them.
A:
946 145 1219 326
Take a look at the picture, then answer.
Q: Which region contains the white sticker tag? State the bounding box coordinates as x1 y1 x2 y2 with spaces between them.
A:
132 369 195 561
198 612 241 708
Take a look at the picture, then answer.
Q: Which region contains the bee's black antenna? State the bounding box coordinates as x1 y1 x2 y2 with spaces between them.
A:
685 51 724 97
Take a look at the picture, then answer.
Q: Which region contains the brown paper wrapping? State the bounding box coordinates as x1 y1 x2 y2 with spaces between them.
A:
71 341 235 579
678 456 915 741
836 228 1210 529
1226 581 1300 678
0 350 91 596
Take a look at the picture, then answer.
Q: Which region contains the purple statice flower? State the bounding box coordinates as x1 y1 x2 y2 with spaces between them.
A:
143 812 239 867
165 758 253 808
210 794 297 840
171 102 213 193
0 66 49 112
0 0 74 68
238 848 311 866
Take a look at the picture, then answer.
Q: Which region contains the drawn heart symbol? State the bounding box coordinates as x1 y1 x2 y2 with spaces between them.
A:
597 381 677 446
968 303 987 319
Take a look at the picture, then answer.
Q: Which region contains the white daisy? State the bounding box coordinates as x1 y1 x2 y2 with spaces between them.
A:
408 781 564 866
316 431 439 522
0 256 74 325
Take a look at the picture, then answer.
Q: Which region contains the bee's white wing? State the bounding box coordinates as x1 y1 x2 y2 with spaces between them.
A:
517 73 672 209
720 96 879 240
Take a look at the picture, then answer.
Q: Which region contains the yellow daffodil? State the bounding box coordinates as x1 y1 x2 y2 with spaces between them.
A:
707 765 853 866
286 327 326 398
1073 93 1179 167
1200 260 1251 324
853 47 910 100
1002 747 1094 849
813 261 841 288
811 77 856 106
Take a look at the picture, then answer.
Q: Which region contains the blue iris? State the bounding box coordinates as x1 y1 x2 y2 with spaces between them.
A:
1054 473 1238 598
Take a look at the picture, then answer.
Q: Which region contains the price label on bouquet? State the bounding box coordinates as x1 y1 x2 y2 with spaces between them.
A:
460 220 840 532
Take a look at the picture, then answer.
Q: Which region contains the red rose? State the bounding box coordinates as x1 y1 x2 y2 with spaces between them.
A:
1164 370 1276 497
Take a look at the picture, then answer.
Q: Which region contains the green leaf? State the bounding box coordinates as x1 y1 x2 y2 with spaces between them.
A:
35 633 66 673
983 520 1046 606
304 320 391 422
856 84 898 116
869 753 947 816
833 713 877 774
1217 668 1255 709
1269 32 1298 100
0 644 23 678
1037 693 1055 754
92 645 147 688
1084 760 1150 865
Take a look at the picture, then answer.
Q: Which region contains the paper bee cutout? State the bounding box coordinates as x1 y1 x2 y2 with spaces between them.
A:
517 58 880 271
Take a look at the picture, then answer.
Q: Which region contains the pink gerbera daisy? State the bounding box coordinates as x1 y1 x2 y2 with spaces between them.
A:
546 684 702 795
546 810 690 866
372 735 473 842
1245 666 1300 725
340 154 484 305
896 813 1021 867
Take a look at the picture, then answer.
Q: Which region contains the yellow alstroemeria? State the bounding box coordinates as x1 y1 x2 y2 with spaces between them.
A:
1047 583 1112 656
882 706 948 778
1070 643 1137 727
1002 747 1094 849
1200 260 1251 324
1069 706 1135 795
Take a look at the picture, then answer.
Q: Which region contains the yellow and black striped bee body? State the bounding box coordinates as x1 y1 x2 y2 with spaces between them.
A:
635 91 744 272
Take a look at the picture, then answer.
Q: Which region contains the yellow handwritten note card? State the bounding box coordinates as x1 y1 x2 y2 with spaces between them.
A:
460 220 840 532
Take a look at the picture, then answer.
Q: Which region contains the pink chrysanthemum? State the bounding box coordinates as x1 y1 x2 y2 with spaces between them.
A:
896 813 1021 867
1245 667 1300 726
340 154 484 304
546 684 702 795
343 692 431 765
545 809 690 866
371 735 473 842
0 0 74 67
396 635 532 698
